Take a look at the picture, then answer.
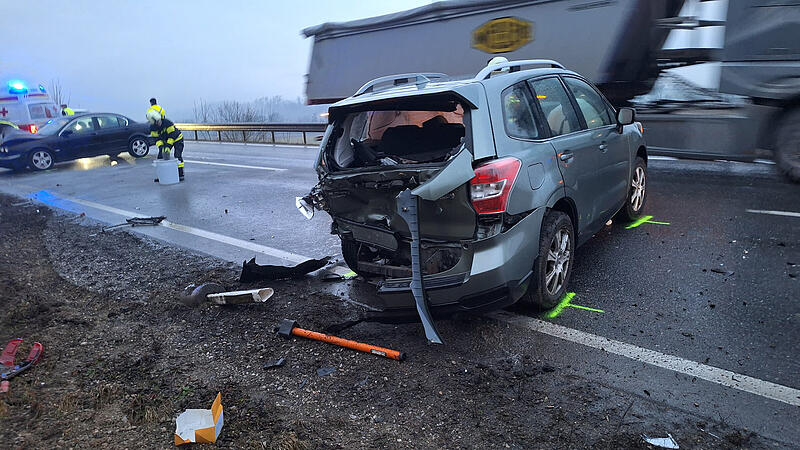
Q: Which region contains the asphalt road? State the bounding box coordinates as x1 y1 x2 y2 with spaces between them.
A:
1 141 798 446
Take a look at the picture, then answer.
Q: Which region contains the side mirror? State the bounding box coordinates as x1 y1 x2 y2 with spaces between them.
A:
617 107 635 127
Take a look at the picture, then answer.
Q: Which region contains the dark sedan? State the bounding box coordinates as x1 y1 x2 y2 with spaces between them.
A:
0 113 153 171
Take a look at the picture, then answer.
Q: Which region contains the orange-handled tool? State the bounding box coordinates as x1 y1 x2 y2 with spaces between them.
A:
276 319 405 361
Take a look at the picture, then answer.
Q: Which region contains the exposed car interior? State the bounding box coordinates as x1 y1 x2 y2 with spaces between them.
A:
326 100 467 170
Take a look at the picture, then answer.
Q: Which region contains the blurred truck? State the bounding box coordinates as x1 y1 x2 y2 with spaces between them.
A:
303 0 800 181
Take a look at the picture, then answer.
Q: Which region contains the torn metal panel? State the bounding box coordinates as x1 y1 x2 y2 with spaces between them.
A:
410 147 475 201
396 188 443 344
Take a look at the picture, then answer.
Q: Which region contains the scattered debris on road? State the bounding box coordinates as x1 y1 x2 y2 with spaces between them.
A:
710 268 735 276
102 216 166 232
316 367 336 377
239 256 330 282
642 433 680 449
178 282 226 307
276 319 405 361
179 283 273 306
207 288 274 305
263 357 285 370
174 393 224 446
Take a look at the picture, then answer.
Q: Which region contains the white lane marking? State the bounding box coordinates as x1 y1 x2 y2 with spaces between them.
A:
24 190 800 407
746 209 800 218
490 311 800 407
32 191 307 264
184 160 287 171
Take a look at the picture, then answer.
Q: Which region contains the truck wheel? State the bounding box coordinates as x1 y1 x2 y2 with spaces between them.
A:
28 149 54 171
521 210 574 310
128 137 150 158
617 156 647 221
776 109 800 183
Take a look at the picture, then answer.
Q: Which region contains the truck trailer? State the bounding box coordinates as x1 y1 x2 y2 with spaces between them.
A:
303 0 800 181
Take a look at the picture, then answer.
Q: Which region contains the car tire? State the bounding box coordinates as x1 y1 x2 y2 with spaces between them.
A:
128 137 149 158
341 239 368 276
775 108 800 183
521 210 575 310
617 156 647 221
28 148 55 171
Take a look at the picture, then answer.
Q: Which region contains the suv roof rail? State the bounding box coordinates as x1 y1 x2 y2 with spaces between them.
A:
474 59 566 80
354 72 449 97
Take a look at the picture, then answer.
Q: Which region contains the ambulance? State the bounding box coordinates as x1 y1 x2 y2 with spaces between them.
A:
0 80 61 134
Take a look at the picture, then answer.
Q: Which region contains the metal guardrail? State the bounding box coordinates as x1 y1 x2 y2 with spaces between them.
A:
175 122 327 145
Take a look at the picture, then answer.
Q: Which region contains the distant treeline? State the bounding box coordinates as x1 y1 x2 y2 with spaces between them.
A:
192 96 327 123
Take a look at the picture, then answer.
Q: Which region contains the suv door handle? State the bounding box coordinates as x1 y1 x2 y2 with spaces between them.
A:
598 143 608 152
559 151 574 162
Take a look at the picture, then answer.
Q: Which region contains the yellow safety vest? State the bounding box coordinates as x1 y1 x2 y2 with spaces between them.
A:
63 107 75 116
148 104 166 119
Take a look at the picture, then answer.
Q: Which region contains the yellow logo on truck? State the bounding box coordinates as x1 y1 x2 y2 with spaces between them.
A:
472 17 533 54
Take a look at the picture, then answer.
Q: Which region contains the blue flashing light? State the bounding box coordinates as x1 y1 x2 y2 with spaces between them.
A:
8 80 28 94
39 84 46 93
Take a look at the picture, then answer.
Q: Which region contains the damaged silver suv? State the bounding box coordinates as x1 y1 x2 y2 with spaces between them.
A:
299 60 647 343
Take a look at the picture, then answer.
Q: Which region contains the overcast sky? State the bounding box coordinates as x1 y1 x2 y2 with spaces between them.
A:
2 1 429 120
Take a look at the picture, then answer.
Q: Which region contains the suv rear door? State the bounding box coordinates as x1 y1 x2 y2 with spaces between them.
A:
562 76 629 221
528 76 605 240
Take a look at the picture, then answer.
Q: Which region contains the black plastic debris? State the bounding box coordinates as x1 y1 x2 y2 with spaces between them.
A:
263 358 286 370
710 268 735 276
102 216 166 232
316 367 336 377
239 256 330 282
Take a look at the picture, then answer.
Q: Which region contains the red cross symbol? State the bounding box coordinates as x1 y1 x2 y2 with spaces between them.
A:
0 108 8 117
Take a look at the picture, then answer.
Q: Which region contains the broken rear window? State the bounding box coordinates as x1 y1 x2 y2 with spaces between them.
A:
326 103 467 170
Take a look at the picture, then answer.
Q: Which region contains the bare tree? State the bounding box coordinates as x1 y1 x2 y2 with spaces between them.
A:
215 101 265 141
48 79 70 107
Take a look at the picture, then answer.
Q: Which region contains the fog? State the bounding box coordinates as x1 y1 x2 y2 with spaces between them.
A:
1 0 429 121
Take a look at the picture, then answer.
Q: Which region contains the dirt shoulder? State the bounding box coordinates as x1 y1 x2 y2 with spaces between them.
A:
0 195 770 449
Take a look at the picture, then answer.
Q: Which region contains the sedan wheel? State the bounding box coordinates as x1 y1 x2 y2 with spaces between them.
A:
129 138 149 158
29 149 54 171
630 166 646 212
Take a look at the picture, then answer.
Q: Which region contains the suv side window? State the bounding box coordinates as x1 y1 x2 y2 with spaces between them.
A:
563 77 613 129
528 77 581 136
501 82 540 140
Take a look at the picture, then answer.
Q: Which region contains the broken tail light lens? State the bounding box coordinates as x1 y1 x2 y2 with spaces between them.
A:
470 157 521 214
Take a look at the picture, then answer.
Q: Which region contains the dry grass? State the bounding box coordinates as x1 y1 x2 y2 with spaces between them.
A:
57 392 80 414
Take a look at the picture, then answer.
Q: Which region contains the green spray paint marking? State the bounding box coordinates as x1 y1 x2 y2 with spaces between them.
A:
342 271 358 279
566 303 605 313
543 292 604 319
544 292 576 319
625 215 671 229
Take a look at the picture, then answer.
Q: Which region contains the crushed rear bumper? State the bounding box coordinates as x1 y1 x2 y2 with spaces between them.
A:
363 206 545 319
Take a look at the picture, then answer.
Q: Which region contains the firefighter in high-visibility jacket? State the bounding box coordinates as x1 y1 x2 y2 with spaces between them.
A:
146 109 185 181
148 97 166 119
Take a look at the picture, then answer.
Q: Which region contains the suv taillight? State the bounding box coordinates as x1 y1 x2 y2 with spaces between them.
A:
20 124 37 133
470 157 521 214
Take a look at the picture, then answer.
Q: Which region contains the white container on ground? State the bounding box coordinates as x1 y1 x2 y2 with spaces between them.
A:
154 159 179 185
